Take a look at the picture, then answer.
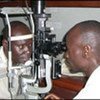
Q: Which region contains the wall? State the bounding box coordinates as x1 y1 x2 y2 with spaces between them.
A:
46 7 100 41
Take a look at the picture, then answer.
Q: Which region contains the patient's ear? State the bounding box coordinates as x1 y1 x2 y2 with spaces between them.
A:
83 45 92 58
2 39 7 46
2 39 8 52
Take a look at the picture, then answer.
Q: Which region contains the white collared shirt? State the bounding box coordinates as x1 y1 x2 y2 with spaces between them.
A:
74 66 100 99
0 46 11 98
0 46 31 99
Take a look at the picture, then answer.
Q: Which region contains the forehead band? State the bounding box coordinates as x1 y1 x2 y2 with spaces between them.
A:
10 34 33 41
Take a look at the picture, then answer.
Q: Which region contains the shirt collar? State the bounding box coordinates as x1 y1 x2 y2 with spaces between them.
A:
0 46 7 64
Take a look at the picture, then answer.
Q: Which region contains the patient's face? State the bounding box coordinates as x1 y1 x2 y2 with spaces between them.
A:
3 21 33 66
11 38 32 65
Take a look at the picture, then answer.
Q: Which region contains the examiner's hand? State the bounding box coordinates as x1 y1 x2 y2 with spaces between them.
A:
44 93 60 99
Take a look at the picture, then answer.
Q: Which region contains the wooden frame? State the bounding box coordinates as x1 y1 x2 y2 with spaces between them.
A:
0 0 100 7
46 0 100 7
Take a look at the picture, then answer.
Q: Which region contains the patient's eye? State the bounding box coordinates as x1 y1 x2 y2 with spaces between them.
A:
29 43 32 47
19 45 23 49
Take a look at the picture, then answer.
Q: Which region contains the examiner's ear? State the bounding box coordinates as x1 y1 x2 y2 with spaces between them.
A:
83 45 92 58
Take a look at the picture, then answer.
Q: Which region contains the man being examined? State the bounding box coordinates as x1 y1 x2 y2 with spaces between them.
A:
0 21 32 99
